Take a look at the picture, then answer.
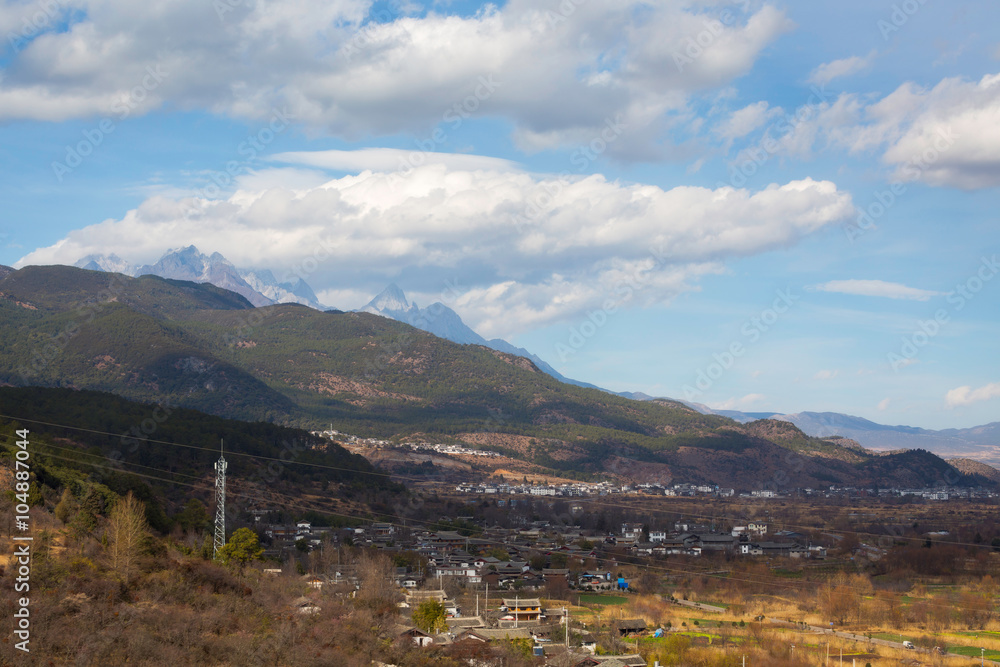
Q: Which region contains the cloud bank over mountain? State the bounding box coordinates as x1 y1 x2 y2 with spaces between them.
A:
20 163 853 338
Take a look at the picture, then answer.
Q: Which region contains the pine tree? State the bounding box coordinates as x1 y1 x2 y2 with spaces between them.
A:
217 527 264 579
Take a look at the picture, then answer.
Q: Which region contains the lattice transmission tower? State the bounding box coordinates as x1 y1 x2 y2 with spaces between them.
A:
213 440 227 559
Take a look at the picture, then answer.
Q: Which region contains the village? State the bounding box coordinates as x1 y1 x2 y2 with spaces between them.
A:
257 514 826 591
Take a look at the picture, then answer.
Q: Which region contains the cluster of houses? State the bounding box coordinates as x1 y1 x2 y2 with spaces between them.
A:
402 442 501 457
310 428 390 448
803 485 997 499
455 481 620 497
452 480 999 502
602 521 827 561
394 588 655 667
256 514 829 594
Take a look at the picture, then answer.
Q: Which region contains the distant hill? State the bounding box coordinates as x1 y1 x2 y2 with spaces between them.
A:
0 386 401 526
772 412 1000 468
629 396 1000 469
948 458 1000 484
0 264 990 491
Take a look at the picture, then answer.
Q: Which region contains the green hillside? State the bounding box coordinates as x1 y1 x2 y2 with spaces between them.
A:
0 265 987 489
0 386 400 526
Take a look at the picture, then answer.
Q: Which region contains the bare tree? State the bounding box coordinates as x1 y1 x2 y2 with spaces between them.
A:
355 551 401 617
105 492 148 586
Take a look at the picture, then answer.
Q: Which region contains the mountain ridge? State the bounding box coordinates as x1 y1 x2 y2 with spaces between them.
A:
0 263 992 491
360 283 603 390
631 397 1000 468
74 246 327 310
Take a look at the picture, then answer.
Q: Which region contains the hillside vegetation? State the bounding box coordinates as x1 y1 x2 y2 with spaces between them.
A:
0 265 990 490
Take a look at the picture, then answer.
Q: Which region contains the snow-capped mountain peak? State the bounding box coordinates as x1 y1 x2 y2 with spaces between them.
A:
74 246 328 310
74 253 137 275
358 283 602 389
362 283 413 315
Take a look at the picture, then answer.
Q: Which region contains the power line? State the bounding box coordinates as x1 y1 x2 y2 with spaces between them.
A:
7 436 989 616
3 417 997 552
2 417 998 613
2 417 997 552
0 412 427 482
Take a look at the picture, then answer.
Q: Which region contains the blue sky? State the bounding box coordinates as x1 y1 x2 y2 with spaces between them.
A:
1 0 998 429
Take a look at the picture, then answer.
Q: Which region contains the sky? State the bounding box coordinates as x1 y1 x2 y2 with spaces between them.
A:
1 0 998 430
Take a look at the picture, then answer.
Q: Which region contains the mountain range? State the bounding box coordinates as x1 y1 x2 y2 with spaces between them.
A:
357 283 1000 467
52 248 1000 468
0 262 994 490
75 247 597 389
76 246 327 310
673 403 1000 468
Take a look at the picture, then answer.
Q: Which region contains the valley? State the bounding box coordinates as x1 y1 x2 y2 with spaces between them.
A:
0 264 998 666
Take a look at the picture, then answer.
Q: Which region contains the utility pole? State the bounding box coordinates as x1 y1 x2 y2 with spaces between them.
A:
564 606 569 649
213 439 227 559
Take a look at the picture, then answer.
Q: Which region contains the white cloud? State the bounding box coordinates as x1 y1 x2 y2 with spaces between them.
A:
814 370 838 380
233 167 334 192
945 382 1000 407
0 0 793 156
877 397 890 411
271 148 520 173
715 101 779 142
770 72 1000 189
17 155 853 338
813 279 943 301
807 51 875 86
712 393 766 410
881 73 1000 189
